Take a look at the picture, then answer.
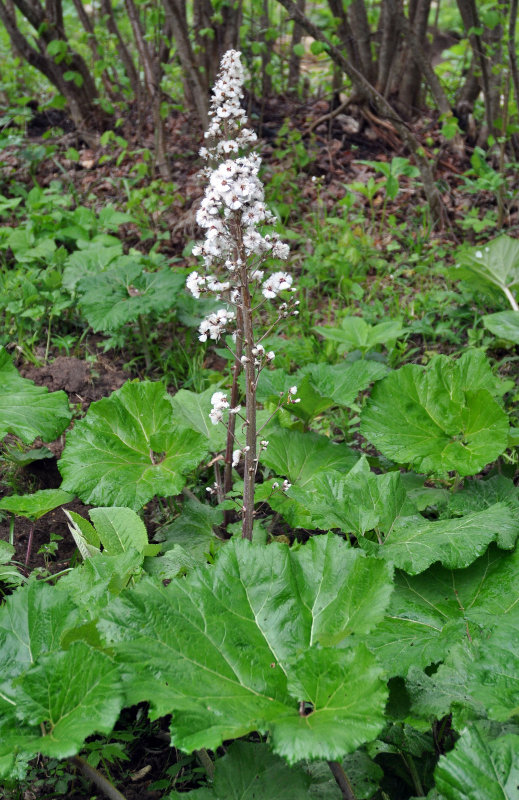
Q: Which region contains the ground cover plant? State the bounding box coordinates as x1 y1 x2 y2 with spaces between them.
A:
2 3 519 799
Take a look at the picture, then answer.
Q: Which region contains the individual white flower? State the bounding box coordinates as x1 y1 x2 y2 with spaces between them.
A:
207 277 230 294
209 391 229 425
272 241 290 260
199 309 235 342
232 449 241 467
211 391 229 410
289 385 298 395
266 351 275 360
282 480 291 491
186 271 205 298
262 272 293 299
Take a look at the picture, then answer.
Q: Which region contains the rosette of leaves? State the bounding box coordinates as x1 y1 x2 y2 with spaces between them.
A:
75 258 185 332
0 534 393 782
59 381 208 509
0 347 71 444
360 350 509 476
99 535 394 763
313 316 407 356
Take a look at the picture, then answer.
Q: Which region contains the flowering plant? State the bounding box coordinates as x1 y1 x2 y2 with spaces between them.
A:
186 49 298 540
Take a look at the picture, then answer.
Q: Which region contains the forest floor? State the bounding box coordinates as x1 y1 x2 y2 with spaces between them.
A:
1 92 518 798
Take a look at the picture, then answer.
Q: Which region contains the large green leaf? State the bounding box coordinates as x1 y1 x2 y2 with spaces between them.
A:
368 544 519 676
77 260 185 332
88 507 150 555
58 549 144 611
363 503 518 575
159 495 224 566
262 428 358 485
170 386 227 451
0 489 74 521
462 620 519 723
434 725 519 800
447 475 519 517
9 642 123 758
406 650 486 730
99 535 393 763
454 235 519 304
483 311 519 344
62 245 123 290
313 317 406 355
0 347 71 444
259 430 358 529
298 361 389 408
360 351 509 476
289 457 417 537
166 742 311 799
307 752 383 799
0 580 78 702
59 381 208 509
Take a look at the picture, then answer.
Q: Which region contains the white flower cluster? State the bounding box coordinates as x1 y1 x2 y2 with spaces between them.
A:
202 50 257 156
199 308 235 342
186 49 294 345
209 391 229 425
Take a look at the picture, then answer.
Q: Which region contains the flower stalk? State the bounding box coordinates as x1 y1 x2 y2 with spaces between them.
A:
187 49 296 541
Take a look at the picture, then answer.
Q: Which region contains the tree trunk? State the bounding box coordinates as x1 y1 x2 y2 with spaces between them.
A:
396 0 432 116
100 0 141 98
456 0 494 139
0 0 105 132
348 0 374 83
124 0 171 179
288 0 305 92
375 0 402 96
276 0 446 224
162 0 209 127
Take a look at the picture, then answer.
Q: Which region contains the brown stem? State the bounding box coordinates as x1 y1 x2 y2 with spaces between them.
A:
25 521 34 567
240 264 256 542
138 315 152 371
195 747 215 780
327 761 357 800
223 310 243 518
70 755 128 800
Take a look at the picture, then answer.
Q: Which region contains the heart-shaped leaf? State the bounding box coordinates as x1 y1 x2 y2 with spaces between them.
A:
77 260 185 332
360 351 509 476
59 381 208 509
